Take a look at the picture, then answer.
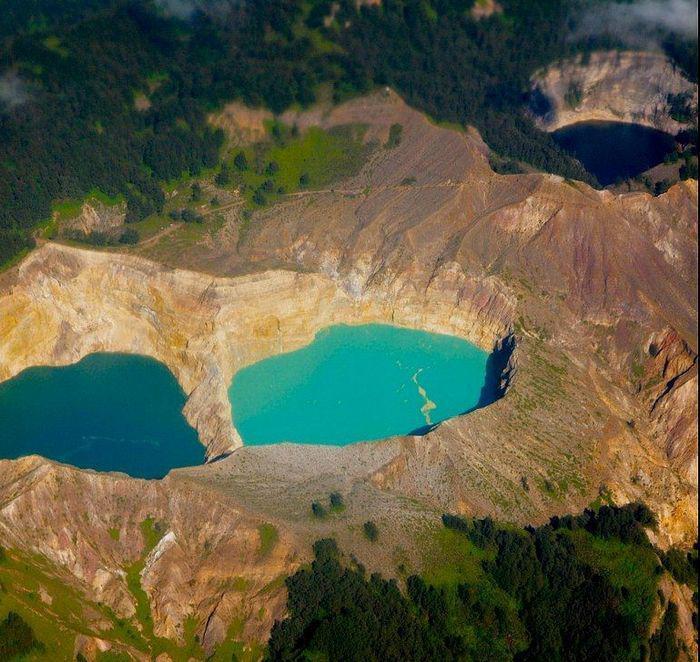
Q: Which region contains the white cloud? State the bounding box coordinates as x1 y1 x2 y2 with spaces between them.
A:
0 72 30 110
576 0 698 44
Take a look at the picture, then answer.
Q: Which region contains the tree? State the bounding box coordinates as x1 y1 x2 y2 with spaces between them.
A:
265 161 279 175
329 492 344 510
252 190 266 206
215 163 231 186
181 208 203 223
363 521 378 541
234 152 249 171
299 172 310 187
119 228 140 245
649 602 681 662
385 123 403 149
311 501 326 518
0 612 41 659
190 183 203 202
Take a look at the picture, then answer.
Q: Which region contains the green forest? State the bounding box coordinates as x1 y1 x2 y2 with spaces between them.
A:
0 0 697 265
268 504 698 661
2 504 697 660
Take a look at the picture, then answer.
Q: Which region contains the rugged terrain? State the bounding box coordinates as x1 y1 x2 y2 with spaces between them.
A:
0 88 697 658
531 50 697 133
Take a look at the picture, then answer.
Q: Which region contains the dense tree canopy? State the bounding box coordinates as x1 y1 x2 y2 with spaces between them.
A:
269 504 686 661
0 0 696 265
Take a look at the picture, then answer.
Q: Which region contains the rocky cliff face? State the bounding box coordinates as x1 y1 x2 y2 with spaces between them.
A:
0 88 696 658
0 456 298 656
531 50 697 133
0 241 512 459
63 201 126 236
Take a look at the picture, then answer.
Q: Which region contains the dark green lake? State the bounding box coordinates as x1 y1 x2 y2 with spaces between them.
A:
0 353 203 479
229 324 499 446
551 120 675 185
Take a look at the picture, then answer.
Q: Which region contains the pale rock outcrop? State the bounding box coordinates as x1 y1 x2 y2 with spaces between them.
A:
0 88 696 656
531 50 697 133
0 243 513 459
64 200 126 235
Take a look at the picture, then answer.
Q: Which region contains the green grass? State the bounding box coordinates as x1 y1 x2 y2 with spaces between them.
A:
568 530 660 635
50 188 123 224
125 213 171 240
0 551 87 659
120 517 211 659
422 527 488 586
269 125 369 191
588 487 616 512
109 527 120 542
257 523 279 558
419 525 528 658
225 123 372 212
52 199 83 221
0 547 157 659
140 517 166 552
228 576 252 591
86 187 123 206
122 517 165 644
630 360 645 380
210 618 265 661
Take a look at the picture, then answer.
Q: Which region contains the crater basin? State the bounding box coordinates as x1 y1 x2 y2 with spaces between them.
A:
0 353 203 479
551 120 676 185
229 323 500 446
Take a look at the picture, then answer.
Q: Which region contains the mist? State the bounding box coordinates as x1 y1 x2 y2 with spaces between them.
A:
155 0 199 19
0 72 29 110
576 0 698 45
154 0 237 20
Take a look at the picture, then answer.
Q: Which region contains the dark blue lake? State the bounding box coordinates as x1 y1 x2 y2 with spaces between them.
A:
0 353 203 479
552 121 676 185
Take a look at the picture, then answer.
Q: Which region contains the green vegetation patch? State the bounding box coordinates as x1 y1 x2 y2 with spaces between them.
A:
569 530 660 635
270 504 665 661
225 123 371 211
257 523 279 558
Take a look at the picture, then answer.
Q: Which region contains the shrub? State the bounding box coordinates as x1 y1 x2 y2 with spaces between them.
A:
234 152 248 171
329 492 344 510
649 602 681 661
215 163 231 186
311 502 326 518
0 612 42 659
190 183 203 202
119 228 139 245
363 521 378 541
660 547 698 586
385 123 403 149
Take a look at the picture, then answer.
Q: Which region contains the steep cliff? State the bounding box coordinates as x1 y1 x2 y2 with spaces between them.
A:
531 50 697 133
0 88 696 658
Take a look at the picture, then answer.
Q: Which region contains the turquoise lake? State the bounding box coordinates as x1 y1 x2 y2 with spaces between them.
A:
0 353 203 479
229 324 496 446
